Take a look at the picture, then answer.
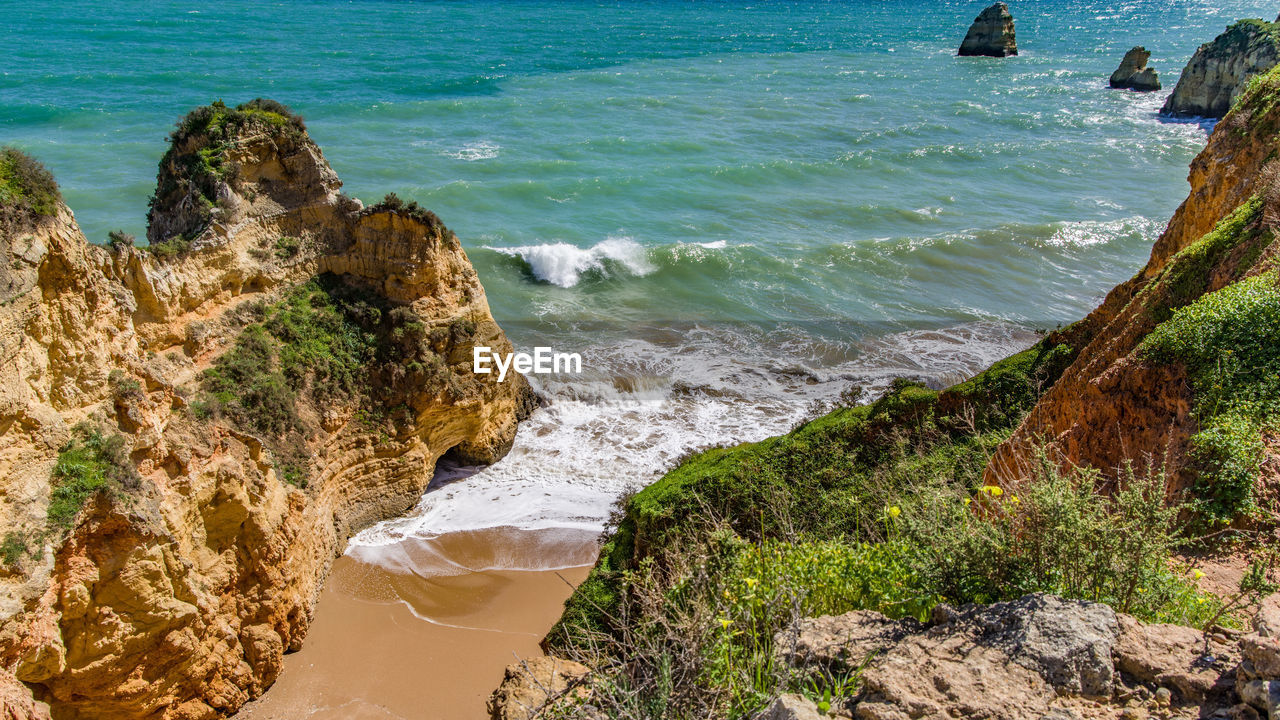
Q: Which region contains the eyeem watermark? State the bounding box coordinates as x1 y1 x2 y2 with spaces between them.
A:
473 346 582 382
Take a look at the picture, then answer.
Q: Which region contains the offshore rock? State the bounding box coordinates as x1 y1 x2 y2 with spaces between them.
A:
1162 19 1280 118
958 3 1018 58
1110 46 1162 91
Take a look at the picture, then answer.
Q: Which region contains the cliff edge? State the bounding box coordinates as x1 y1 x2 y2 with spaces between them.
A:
1162 18 1280 118
0 100 534 719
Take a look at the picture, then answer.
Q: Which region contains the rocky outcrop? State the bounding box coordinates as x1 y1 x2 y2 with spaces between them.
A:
1110 46 1161 91
1162 19 1280 118
775 594 1273 720
488 657 590 720
0 102 533 718
958 3 1017 58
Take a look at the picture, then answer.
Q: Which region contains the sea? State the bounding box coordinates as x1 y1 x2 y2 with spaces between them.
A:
3 0 1270 570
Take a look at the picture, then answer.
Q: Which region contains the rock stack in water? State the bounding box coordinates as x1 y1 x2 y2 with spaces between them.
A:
1110 46 1161 91
1162 19 1280 117
958 3 1017 57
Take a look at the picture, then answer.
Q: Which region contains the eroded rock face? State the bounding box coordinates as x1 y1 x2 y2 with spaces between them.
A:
1162 19 1280 118
1110 46 1161 91
958 3 1017 58
0 107 534 718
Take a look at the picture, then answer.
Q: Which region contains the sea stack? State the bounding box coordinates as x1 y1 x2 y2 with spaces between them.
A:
958 3 1018 58
1162 18 1280 117
1109 46 1161 91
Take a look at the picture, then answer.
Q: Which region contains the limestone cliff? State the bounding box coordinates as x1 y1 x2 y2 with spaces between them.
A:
0 100 534 719
1161 19 1280 118
988 64 1280 525
957 3 1017 58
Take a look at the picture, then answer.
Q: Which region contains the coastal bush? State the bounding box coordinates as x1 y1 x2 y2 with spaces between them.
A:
48 425 139 530
197 273 468 486
551 455 1223 719
147 99 307 250
550 338 1078 649
365 191 445 227
106 230 135 251
0 146 61 228
274 235 301 259
1143 270 1280 525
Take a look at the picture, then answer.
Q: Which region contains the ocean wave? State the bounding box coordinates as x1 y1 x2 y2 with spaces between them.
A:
487 236 655 287
444 140 500 161
347 321 1038 554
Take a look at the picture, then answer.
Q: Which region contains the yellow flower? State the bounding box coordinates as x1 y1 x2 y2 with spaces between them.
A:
963 497 972 507
744 577 759 589
887 506 901 519
1010 495 1020 504
1192 569 1204 581
718 618 733 630
980 485 1003 497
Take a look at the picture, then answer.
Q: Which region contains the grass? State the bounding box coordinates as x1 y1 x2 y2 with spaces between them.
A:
147 99 307 254
0 146 61 229
1143 270 1280 525
48 425 139 530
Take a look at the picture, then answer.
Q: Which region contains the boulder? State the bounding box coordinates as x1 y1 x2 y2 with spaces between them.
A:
488 656 591 720
958 3 1018 57
1111 46 1162 91
1162 19 1280 118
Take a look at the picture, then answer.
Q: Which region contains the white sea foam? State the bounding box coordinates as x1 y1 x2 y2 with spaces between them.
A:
347 322 1038 569
488 236 655 287
445 140 501 161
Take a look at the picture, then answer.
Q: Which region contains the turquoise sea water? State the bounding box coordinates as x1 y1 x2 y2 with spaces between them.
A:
5 1 1276 535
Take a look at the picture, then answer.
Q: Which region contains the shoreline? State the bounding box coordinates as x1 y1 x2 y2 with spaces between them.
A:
238 528 596 720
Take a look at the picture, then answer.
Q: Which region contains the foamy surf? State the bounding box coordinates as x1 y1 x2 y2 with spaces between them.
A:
487 236 654 287
347 321 1038 573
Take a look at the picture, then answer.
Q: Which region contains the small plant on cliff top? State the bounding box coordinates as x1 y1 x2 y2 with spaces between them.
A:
48 425 140 530
0 146 61 229
106 230 135 251
1143 270 1280 525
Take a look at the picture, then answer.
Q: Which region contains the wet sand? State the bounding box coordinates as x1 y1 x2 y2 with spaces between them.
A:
238 527 597 720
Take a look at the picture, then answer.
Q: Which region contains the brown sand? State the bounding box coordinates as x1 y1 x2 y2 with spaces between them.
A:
238 527 597 720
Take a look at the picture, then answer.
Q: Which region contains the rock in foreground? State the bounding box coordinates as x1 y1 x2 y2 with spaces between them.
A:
1162 19 1280 117
958 2 1018 58
775 593 1275 720
1110 46 1162 91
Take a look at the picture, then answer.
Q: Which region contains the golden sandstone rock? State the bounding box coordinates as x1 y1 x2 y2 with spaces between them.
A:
0 105 533 718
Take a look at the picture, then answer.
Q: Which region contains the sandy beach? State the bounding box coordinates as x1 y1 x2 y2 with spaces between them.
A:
238 528 597 720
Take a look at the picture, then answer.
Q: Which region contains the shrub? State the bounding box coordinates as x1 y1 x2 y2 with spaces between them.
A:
1 532 28 567
899 451 1223 627
274 236 302 259
106 230 135 251
365 192 444 227
1143 270 1280 524
0 147 61 229
48 425 139 530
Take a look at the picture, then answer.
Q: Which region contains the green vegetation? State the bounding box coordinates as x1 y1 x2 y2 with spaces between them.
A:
365 192 446 227
552 440 1220 719
48 425 139 530
0 146 61 228
196 273 467 487
550 337 1078 649
274 236 302 259
147 99 307 254
1144 271 1280 525
545 318 1255 718
106 230 135 251
1 532 29 567
1142 197 1268 323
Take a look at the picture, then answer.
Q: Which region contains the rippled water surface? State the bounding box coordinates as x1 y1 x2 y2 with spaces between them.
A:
4 0 1271 541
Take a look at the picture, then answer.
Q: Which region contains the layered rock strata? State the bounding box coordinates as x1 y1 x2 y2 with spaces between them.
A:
0 102 533 719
